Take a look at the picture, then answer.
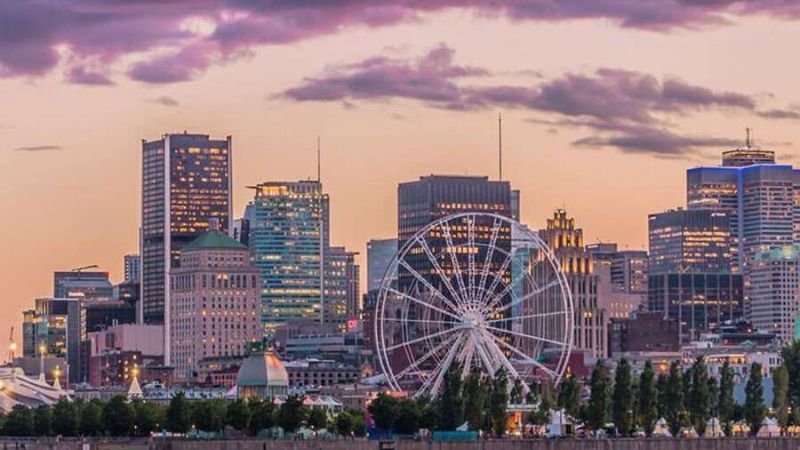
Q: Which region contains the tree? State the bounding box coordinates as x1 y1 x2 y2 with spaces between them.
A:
662 361 684 437
637 361 658 436
368 392 398 431
307 408 329 431
781 341 800 408
278 395 308 433
132 400 164 436
166 392 191 433
248 399 276 434
52 397 77 436
744 362 765 436
510 378 524 404
78 399 104 437
226 399 250 431
773 363 790 433
655 373 668 420
688 357 710 435
192 399 226 432
418 398 439 431
463 371 487 430
4 405 34 436
612 358 634 436
557 374 581 419
587 360 610 431
708 377 719 419
489 368 509 437
529 382 554 428
393 399 420 435
33 405 52 437
718 361 735 436
438 362 464 430
103 395 134 436
349 409 366 437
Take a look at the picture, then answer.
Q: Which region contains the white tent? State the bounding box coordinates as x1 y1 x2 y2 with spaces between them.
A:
680 426 698 438
704 417 724 438
127 377 143 401
546 409 573 438
652 418 671 437
757 417 781 437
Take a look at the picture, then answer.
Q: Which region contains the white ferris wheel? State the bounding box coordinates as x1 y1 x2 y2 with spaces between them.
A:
374 212 573 397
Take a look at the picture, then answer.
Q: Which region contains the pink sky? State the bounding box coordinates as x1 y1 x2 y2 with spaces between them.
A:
1 2 799 351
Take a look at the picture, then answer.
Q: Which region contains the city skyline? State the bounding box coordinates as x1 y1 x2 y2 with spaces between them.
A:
4 3 800 348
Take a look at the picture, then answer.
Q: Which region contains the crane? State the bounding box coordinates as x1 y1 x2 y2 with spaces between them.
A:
72 264 98 273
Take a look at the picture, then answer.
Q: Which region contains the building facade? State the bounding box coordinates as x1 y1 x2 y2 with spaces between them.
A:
140 133 232 338
21 298 84 384
538 209 607 359
750 245 800 343
54 271 113 300
324 247 360 327
366 238 397 292
244 181 329 332
124 255 141 282
169 229 261 382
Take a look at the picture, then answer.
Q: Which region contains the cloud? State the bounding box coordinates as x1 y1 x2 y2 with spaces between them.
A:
3 1 800 82
65 66 114 85
149 95 180 107
757 108 800 120
14 145 62 152
280 45 793 156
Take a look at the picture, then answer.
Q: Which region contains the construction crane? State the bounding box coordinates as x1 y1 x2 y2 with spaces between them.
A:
72 264 98 273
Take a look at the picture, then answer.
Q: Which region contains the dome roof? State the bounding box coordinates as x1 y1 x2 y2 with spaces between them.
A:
236 349 289 387
183 229 247 252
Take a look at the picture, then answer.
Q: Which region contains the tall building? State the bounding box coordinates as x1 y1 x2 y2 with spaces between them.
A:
750 245 800 343
538 209 607 359
21 298 83 384
124 255 141 282
587 243 648 320
324 247 360 327
647 208 743 339
244 181 329 332
54 271 113 300
140 133 232 335
366 238 397 292
169 228 261 382
687 138 800 273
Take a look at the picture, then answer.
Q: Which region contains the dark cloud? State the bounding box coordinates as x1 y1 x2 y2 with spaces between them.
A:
757 108 800 120
2 1 800 82
572 126 741 157
65 66 114 85
149 95 180 107
14 145 62 152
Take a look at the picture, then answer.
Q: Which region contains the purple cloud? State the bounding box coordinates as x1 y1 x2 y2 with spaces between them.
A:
14 145 62 152
2 1 800 82
148 95 180 107
65 66 114 85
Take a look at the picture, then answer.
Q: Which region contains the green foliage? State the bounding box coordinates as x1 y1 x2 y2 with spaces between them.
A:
52 397 78 437
718 361 735 436
510 378 524 404
662 361 684 437
529 381 553 427
225 399 250 431
744 362 765 436
557 374 581 419
335 410 353 435
587 360 610 431
191 399 226 432
132 400 164 435
418 398 439 431
489 368 509 437
393 399 420 434
781 341 800 407
462 370 488 430
307 408 328 430
103 395 134 436
166 392 191 433
688 357 710 435
773 363 790 431
4 405 34 436
248 398 276 434
78 399 104 437
637 361 658 436
33 405 52 437
612 358 634 436
367 392 398 430
348 409 366 436
278 395 308 432
655 373 668 420
438 362 464 430
707 377 719 419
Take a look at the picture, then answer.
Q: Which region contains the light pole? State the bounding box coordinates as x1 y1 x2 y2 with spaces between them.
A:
39 343 47 381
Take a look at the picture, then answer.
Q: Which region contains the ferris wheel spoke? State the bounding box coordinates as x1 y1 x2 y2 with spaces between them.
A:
483 324 567 348
482 269 527 314
479 250 514 305
470 331 497 378
492 278 562 315
477 217 502 303
440 221 470 306
382 316 456 326
394 332 460 380
486 331 560 379
411 237 467 310
467 216 476 301
390 266 462 320
384 324 464 353
459 342 475 379
429 333 466 396
478 329 532 394
486 310 569 324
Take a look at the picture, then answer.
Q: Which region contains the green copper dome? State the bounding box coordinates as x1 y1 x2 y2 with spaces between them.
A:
182 229 247 251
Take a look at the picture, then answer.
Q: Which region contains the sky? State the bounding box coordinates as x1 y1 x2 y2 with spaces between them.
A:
2 1 800 350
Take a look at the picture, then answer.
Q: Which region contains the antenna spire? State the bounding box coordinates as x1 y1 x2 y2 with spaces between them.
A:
498 112 503 181
316 136 321 182
746 127 751 148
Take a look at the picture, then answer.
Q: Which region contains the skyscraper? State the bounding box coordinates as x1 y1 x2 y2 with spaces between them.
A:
324 247 360 326
538 209 607 359
244 181 329 332
648 209 732 274
169 227 261 382
124 255 141 282
586 243 648 320
750 245 800 343
53 271 113 300
366 238 397 292
140 133 232 334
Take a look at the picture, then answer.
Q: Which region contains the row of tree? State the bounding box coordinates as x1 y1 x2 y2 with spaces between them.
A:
0 394 365 437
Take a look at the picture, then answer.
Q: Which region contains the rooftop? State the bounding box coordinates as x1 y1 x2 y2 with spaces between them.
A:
182 229 246 252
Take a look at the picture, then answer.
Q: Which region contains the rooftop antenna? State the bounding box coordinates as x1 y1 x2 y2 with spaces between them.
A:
746 127 752 148
498 112 503 181
316 136 321 182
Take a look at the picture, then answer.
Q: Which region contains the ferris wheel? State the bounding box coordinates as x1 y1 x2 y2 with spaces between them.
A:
374 212 573 397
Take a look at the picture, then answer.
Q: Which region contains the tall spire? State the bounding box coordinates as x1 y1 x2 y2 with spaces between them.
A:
746 127 752 148
317 136 321 182
498 113 503 181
